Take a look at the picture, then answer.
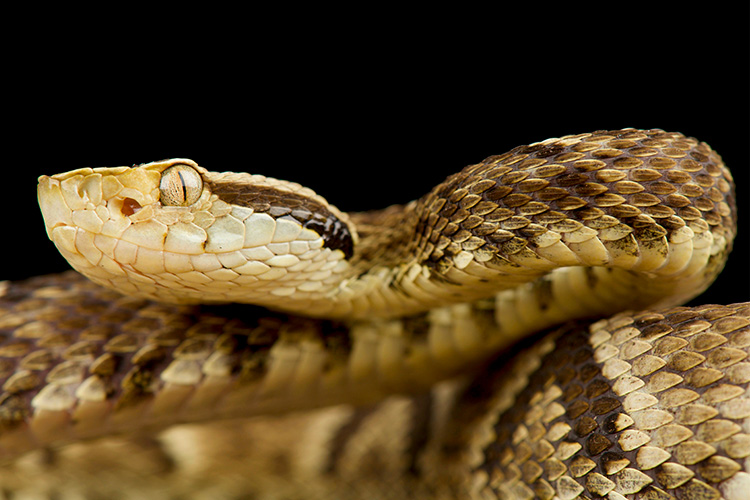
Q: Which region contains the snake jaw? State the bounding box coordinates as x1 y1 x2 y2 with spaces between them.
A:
37 159 360 313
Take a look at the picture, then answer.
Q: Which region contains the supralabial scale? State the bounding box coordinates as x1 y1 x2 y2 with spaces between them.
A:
0 129 744 499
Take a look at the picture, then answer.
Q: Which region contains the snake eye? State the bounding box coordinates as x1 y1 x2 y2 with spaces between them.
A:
160 164 203 206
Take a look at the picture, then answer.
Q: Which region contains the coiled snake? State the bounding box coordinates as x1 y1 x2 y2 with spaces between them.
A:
0 129 745 499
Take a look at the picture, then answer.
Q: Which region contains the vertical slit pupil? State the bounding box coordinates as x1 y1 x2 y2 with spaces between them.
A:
177 170 187 202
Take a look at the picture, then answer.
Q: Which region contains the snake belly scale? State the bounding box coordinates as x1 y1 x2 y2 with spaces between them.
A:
0 129 744 499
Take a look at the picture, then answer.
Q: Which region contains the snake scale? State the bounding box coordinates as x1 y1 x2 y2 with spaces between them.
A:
0 129 746 499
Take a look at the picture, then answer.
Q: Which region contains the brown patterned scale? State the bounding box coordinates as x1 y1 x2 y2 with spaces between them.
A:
458 303 750 500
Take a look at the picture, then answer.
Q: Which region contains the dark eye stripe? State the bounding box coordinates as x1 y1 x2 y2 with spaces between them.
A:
208 180 354 259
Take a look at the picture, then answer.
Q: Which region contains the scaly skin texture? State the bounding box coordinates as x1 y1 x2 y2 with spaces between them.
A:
0 276 746 499
444 303 750 500
38 130 735 320
0 129 741 498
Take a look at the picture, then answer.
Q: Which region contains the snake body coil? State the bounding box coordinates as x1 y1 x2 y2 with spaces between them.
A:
0 129 744 499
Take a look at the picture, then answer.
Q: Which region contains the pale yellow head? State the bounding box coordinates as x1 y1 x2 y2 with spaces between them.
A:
38 159 357 313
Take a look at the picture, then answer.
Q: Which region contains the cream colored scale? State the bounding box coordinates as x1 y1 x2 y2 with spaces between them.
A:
39 159 351 311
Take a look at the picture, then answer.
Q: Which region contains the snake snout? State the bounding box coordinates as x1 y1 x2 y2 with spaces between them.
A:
37 175 71 238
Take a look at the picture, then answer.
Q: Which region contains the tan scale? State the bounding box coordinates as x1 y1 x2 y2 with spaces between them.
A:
445 303 750 500
0 129 743 498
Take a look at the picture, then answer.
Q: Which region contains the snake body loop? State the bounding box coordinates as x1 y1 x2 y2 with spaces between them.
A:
0 129 742 498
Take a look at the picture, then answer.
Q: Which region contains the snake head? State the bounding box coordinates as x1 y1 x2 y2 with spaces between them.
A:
37 159 358 314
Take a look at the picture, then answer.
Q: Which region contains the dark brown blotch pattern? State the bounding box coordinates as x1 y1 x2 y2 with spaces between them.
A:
0 272 354 447
404 129 735 275
209 181 354 258
473 303 750 500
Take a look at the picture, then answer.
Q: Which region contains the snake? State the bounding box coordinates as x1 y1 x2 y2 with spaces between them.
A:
0 128 745 499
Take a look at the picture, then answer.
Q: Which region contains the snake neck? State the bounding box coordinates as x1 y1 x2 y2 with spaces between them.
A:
340 195 517 319
349 202 423 270
308 131 737 321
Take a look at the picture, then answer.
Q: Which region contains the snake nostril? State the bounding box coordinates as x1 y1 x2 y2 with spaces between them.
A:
121 197 142 216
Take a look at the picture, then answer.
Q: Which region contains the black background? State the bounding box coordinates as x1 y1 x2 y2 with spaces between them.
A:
5 7 748 308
